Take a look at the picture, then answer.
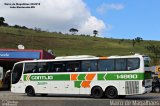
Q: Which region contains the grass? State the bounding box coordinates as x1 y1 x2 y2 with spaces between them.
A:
0 26 160 57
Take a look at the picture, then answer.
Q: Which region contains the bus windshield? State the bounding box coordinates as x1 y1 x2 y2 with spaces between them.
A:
12 63 23 84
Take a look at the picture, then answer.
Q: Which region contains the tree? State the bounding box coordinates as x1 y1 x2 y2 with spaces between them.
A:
0 17 5 26
34 27 41 32
132 39 136 47
2 23 8 26
135 37 143 43
14 25 21 28
93 30 98 37
22 26 28 29
131 37 143 47
69 28 78 35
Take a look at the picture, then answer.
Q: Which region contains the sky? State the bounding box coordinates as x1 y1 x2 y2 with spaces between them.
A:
85 0 160 40
0 0 160 40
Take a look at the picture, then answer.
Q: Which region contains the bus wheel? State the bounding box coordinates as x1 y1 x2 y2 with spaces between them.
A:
25 86 35 96
153 86 160 93
105 87 118 99
91 86 104 98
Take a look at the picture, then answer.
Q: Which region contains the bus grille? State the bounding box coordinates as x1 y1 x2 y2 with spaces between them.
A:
125 81 139 94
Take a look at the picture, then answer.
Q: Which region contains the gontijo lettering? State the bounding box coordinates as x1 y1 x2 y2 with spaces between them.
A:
31 75 53 80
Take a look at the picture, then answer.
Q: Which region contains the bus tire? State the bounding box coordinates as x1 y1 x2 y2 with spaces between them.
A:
91 86 104 98
105 86 118 99
25 86 35 96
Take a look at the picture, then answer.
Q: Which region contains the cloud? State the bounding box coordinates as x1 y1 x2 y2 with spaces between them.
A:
0 0 107 36
79 16 106 35
97 3 124 14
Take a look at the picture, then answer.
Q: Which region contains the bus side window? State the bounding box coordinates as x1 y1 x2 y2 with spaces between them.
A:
82 60 97 72
24 63 37 74
37 62 48 73
115 59 127 71
32 66 39 73
53 63 65 72
56 68 61 72
82 61 90 72
75 67 79 72
127 58 140 70
98 60 114 71
38 65 47 73
24 62 48 73
67 62 80 72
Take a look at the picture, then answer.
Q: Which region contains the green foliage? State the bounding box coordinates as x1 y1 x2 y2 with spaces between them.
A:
69 28 78 35
93 30 98 37
0 17 8 26
130 37 143 47
135 37 143 43
145 44 160 65
0 26 160 61
0 17 5 25
132 39 136 47
145 44 160 56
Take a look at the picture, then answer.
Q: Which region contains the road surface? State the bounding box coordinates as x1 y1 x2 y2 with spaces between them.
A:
0 91 160 106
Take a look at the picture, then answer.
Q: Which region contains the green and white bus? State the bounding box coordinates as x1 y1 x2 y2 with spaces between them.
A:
11 54 152 99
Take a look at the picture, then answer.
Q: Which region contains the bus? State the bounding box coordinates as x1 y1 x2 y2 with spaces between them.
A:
0 66 3 89
0 66 11 90
11 54 152 99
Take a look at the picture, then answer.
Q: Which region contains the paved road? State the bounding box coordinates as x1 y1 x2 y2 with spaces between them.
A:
0 91 160 106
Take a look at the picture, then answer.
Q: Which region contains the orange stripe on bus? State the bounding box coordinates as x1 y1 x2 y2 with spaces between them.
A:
71 74 78 80
99 57 108 60
26 75 29 81
27 75 30 81
86 74 96 80
81 81 91 88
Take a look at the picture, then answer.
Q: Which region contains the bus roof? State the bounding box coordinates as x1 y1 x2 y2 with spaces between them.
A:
55 55 97 59
14 54 146 64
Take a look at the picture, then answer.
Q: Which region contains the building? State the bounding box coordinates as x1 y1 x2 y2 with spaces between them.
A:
0 49 55 90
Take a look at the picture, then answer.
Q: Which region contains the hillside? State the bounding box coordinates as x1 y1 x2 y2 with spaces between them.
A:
0 26 160 57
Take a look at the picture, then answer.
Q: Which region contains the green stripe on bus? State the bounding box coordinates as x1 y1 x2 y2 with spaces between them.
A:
74 81 82 88
51 74 70 80
24 75 27 81
23 72 148 81
97 74 105 80
77 74 86 80
24 74 70 81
